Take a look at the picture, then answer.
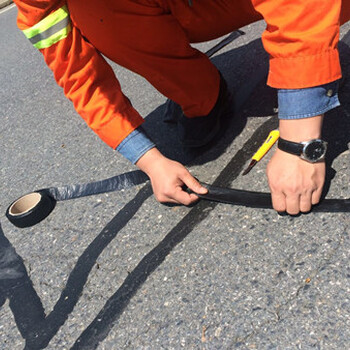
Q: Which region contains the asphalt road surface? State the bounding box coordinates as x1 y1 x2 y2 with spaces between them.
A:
1 4 350 350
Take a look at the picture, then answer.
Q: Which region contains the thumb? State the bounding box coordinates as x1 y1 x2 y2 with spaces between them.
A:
181 173 208 195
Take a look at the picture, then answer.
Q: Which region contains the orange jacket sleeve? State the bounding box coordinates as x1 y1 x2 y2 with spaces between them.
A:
251 0 343 89
14 0 144 149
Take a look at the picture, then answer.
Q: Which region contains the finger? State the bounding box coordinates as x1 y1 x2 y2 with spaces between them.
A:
156 194 180 205
285 194 301 215
311 187 323 205
172 186 199 206
300 191 313 213
271 192 286 212
181 172 208 195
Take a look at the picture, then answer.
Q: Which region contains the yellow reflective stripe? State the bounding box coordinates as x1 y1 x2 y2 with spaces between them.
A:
22 5 69 39
33 23 71 49
28 16 69 44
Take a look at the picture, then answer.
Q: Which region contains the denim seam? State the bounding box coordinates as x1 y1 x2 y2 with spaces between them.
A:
279 81 338 94
279 89 332 94
279 100 340 119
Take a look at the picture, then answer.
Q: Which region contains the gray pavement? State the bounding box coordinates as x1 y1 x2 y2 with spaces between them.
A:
1 5 350 350
0 1 12 10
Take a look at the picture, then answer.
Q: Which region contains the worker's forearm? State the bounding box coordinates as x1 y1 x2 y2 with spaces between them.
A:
279 115 324 142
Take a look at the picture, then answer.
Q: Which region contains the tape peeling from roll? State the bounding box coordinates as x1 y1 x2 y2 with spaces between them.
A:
6 170 149 228
6 170 350 228
6 31 247 229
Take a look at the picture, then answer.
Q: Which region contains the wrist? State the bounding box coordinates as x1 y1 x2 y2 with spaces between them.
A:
135 147 164 175
279 115 324 142
277 137 327 163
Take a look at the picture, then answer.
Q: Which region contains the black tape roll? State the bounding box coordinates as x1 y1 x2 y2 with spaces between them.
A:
6 190 56 228
5 171 150 228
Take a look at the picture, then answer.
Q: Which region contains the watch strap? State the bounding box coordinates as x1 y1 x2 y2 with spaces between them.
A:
277 137 304 156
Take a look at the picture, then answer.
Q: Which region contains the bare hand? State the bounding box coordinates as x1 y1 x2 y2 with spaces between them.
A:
136 148 208 205
266 148 325 214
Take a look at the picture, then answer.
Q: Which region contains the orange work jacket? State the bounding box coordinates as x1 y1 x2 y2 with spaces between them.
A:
13 0 349 149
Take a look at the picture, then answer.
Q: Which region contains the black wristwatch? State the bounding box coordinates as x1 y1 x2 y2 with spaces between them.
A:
277 137 328 163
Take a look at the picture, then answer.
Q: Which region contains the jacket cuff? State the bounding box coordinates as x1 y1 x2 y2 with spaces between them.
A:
268 48 342 89
116 126 155 164
278 80 340 120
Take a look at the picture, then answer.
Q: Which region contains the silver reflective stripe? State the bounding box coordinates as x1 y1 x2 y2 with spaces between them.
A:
28 16 70 45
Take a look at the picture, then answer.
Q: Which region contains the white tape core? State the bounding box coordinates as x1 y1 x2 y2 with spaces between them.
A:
9 193 42 216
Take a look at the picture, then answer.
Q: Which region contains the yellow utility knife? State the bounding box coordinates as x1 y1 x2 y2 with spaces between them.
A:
242 129 280 175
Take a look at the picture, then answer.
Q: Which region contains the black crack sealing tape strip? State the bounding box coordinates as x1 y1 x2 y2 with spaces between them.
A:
6 171 350 228
205 30 244 58
197 183 350 212
45 170 149 201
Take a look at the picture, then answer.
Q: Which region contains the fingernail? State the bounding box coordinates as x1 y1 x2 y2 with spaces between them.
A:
198 186 208 194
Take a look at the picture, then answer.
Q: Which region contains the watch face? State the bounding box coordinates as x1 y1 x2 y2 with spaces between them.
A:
303 140 327 162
